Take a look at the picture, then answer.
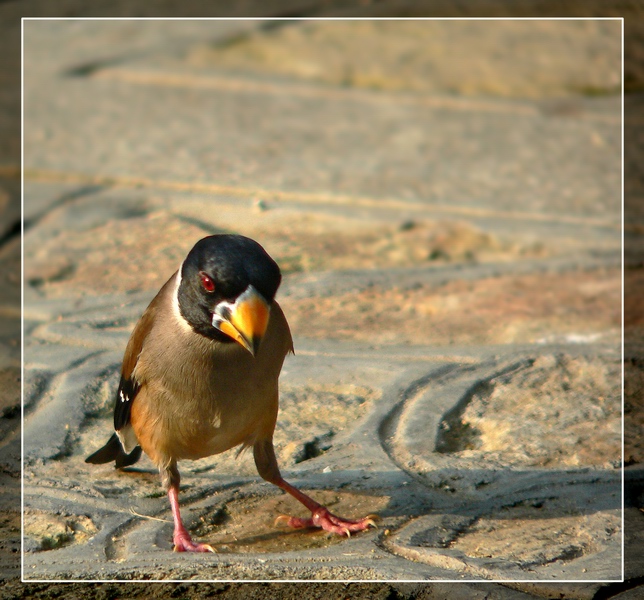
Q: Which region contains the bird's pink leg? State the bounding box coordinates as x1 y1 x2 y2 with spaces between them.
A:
254 439 377 537
168 485 214 553
274 478 378 536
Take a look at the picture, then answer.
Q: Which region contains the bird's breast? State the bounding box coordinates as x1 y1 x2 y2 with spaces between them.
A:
129 297 290 465
132 339 279 463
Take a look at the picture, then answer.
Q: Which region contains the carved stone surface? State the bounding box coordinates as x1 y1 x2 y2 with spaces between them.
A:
8 14 637 599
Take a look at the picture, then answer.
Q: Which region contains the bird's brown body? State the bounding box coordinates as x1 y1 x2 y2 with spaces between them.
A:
126 270 292 470
87 235 375 552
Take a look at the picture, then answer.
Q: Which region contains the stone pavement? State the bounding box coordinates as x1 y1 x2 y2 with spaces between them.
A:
8 13 635 599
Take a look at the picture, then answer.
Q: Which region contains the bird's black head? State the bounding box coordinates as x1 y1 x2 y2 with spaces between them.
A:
177 235 282 354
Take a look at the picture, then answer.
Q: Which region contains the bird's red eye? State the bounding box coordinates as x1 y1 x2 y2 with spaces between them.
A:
199 272 215 293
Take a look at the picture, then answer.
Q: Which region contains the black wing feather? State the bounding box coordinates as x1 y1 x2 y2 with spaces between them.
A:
85 432 142 467
85 375 143 467
114 374 141 431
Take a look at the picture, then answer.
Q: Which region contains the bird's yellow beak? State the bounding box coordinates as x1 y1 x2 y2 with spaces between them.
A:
212 285 270 356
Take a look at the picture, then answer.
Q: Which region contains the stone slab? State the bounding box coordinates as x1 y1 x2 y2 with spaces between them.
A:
15 14 628 591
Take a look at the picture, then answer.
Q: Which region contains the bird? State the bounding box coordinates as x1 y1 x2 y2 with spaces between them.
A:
86 234 377 552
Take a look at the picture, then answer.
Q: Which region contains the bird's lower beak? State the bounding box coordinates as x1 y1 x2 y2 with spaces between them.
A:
212 285 270 356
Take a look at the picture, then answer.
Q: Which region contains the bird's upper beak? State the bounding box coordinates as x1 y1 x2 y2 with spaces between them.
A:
211 285 270 356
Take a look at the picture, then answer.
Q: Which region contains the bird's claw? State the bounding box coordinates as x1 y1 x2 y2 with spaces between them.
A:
274 514 291 528
274 507 379 537
363 514 380 529
172 537 216 553
173 543 215 553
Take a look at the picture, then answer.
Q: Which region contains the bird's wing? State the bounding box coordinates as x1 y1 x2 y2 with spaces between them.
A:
113 374 141 431
113 272 178 433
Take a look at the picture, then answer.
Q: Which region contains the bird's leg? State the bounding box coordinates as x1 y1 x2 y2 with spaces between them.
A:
253 440 378 536
164 463 214 553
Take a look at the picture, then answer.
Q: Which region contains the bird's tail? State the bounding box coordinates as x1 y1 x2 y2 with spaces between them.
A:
85 432 142 468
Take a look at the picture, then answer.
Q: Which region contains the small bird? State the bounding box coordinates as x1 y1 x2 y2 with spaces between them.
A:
86 234 376 552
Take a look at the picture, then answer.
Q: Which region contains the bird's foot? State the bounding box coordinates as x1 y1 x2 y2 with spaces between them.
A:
275 508 379 537
172 530 215 553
